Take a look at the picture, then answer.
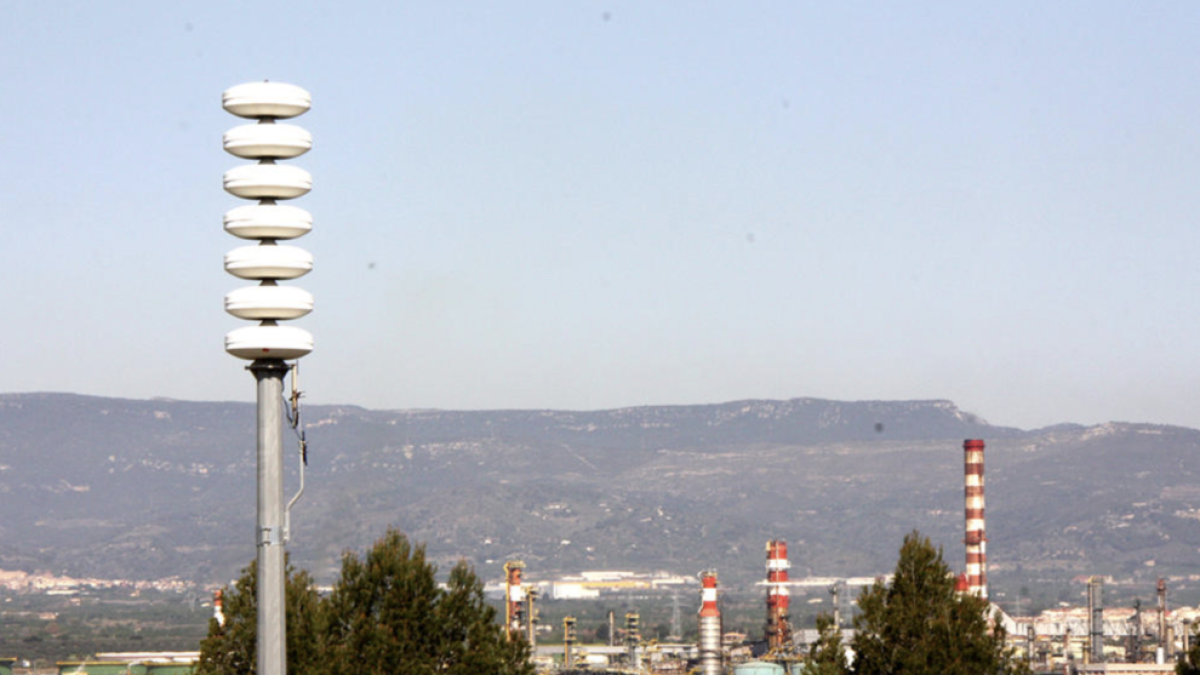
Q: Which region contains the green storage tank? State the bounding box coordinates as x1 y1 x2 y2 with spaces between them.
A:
57 662 147 675
732 661 786 675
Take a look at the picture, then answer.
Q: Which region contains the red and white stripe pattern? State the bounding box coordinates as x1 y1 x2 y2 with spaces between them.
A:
504 562 525 640
963 439 988 600
698 572 722 675
765 540 792 650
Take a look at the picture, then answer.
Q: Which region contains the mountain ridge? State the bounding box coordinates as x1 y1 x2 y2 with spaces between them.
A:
1 393 1196 596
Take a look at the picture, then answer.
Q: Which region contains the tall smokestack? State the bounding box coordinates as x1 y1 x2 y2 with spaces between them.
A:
698 571 722 675
1158 577 1168 650
608 610 616 647
963 439 988 600
1088 576 1104 664
765 540 792 652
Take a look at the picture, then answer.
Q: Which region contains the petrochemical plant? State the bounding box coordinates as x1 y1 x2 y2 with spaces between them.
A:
490 440 1200 675
48 430 1167 675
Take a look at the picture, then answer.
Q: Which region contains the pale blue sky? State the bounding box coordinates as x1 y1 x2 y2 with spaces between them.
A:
3 1 1199 430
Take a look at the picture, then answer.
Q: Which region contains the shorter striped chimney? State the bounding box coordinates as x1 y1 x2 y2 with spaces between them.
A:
503 560 526 641
963 439 988 600
213 589 226 627
765 540 792 651
698 572 722 675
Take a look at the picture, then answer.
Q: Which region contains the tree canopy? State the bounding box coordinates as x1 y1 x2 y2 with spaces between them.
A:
803 613 849 675
195 558 323 675
196 528 532 675
850 531 1029 675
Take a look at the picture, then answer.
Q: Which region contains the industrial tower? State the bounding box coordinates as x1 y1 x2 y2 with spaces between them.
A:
698 571 722 675
764 539 793 652
963 439 988 600
503 560 525 641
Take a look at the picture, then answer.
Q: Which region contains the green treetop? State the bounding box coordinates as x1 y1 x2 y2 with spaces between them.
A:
194 559 323 675
196 528 532 675
803 613 849 675
850 531 1030 675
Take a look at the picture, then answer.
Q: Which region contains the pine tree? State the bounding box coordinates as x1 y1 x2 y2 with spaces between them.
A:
803 613 848 675
322 528 533 675
195 528 531 675
194 559 323 675
431 561 532 674
322 529 443 675
850 531 1029 675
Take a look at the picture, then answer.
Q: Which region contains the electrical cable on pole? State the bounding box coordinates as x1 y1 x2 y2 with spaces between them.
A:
221 80 315 675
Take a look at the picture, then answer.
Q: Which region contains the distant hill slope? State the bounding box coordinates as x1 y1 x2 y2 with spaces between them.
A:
1 393 1197 592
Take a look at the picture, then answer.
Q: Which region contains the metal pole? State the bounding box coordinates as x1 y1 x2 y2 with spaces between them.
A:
223 80 315 675
253 358 289 675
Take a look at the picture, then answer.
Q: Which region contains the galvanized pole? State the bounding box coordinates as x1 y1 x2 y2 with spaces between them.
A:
222 80 316 675
253 359 289 675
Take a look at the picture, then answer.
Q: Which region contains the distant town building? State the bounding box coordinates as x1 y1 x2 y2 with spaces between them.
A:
486 570 691 601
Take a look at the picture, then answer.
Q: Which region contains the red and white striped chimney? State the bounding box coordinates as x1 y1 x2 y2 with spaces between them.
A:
504 561 526 641
213 589 226 628
765 540 792 651
963 439 988 600
698 571 722 675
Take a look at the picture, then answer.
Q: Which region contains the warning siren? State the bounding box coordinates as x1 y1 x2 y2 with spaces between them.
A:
221 82 315 360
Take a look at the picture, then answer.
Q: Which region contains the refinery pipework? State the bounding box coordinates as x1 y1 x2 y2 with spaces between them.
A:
963 439 988 600
625 612 642 670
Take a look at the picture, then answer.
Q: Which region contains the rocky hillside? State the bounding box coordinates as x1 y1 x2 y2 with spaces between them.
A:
1 393 1197 594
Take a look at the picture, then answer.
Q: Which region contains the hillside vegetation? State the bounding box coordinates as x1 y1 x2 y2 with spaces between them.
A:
1 394 1197 596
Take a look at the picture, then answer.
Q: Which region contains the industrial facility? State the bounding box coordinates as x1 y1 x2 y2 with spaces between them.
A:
4 436 1197 674
509 439 1200 675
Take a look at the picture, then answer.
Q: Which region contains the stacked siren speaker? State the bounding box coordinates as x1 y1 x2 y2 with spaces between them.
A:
222 82 315 360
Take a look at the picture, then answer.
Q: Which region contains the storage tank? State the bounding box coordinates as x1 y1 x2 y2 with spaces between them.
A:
732 661 786 675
